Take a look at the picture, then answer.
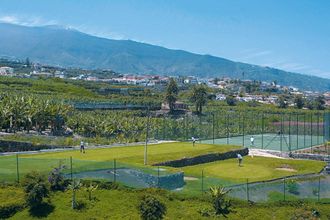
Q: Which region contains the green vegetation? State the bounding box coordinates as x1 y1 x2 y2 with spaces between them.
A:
189 85 208 114
164 78 178 113
138 194 167 220
2 185 330 220
180 157 325 183
209 186 232 217
22 172 50 210
21 142 239 165
0 143 325 189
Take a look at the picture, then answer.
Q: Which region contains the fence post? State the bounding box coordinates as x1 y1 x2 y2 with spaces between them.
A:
70 156 73 181
262 113 264 149
113 159 116 183
280 113 283 152
16 154 19 183
318 175 321 202
226 113 229 144
212 113 215 144
311 113 313 153
296 113 299 150
283 178 286 201
157 166 160 188
304 113 306 148
246 178 249 202
289 113 291 152
201 169 204 194
242 114 245 147
317 113 320 145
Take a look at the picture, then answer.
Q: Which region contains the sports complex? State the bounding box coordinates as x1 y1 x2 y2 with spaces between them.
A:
1 110 330 202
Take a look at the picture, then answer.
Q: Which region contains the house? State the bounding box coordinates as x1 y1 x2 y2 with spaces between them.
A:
0 66 14 75
216 93 226 101
161 101 188 111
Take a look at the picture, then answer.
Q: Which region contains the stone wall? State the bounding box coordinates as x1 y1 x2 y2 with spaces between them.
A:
153 148 249 167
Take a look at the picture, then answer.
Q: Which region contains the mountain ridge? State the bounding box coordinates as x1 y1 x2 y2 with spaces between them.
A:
0 23 329 91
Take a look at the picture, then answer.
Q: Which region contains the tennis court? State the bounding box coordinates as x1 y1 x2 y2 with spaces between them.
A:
201 133 325 152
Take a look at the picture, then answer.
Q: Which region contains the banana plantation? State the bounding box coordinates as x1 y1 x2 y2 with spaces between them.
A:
0 93 72 135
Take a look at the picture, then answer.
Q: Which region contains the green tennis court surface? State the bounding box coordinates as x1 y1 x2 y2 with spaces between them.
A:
201 133 325 152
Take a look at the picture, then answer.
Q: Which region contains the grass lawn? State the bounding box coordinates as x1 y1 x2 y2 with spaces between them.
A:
20 142 240 165
0 142 240 182
179 156 326 183
3 186 330 220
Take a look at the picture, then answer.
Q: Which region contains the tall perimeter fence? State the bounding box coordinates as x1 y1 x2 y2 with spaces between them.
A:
153 109 330 152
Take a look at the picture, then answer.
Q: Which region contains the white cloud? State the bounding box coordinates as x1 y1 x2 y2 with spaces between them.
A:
0 14 58 26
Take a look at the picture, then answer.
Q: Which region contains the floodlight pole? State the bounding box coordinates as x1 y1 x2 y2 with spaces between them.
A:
144 107 150 165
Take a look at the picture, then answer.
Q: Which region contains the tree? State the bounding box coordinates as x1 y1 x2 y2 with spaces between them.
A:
314 96 325 110
294 95 304 109
164 78 178 113
190 85 208 114
277 95 288 108
225 95 236 106
209 186 232 217
22 171 50 209
138 195 166 220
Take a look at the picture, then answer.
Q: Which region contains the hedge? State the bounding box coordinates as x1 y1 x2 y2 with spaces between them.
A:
153 148 249 167
0 140 71 152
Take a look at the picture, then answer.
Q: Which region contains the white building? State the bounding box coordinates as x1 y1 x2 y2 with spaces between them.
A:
0 66 14 75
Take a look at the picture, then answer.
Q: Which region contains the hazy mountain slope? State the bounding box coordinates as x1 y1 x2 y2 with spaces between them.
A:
0 23 329 91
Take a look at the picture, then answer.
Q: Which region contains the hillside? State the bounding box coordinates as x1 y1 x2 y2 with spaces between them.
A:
0 23 329 91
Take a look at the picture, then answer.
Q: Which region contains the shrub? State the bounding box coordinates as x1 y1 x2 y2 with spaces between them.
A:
138 194 166 220
209 186 232 217
68 179 82 209
48 163 68 191
22 171 50 208
290 206 320 220
0 204 24 219
84 182 98 201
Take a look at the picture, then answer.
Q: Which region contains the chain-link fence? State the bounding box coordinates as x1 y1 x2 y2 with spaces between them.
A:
184 168 330 202
153 110 329 153
226 173 330 202
0 155 184 190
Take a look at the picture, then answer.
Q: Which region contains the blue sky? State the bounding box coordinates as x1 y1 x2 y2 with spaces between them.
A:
0 0 329 78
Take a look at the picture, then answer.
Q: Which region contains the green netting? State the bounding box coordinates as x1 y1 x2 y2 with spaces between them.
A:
0 156 184 190
225 174 330 202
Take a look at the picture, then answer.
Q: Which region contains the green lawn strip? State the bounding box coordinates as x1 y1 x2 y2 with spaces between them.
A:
5 186 330 220
0 143 240 181
19 142 240 165
176 156 326 184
